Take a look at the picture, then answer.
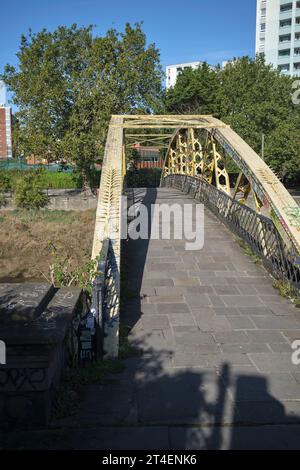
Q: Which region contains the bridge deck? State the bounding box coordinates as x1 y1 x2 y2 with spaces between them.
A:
60 188 300 449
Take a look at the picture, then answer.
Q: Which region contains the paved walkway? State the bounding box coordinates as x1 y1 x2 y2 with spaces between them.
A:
60 188 300 450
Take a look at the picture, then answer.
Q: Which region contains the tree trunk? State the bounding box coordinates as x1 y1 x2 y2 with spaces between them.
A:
81 168 92 195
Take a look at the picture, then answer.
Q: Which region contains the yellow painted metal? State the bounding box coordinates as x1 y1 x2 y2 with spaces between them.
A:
211 139 231 196
232 173 251 205
92 116 123 358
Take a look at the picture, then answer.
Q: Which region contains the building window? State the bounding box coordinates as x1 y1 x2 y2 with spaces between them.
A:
278 64 290 72
297 1 300 9
279 34 291 42
280 18 292 27
295 48 300 55
296 33 300 40
296 17 300 25
261 8 266 17
278 49 290 56
294 62 300 70
260 23 266 32
280 3 293 12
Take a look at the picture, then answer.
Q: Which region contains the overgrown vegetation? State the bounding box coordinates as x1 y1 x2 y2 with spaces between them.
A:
44 241 100 294
13 171 49 209
273 279 300 307
0 208 95 281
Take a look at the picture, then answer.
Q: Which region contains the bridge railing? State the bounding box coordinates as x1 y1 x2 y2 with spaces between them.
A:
162 174 300 291
91 116 125 358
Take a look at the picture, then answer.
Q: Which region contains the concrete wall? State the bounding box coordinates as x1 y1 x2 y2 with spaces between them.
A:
1 189 97 211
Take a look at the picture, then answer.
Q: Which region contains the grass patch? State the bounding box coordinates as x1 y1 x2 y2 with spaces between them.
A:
0 169 81 190
236 238 261 264
53 359 125 419
273 279 300 307
9 209 77 224
273 279 295 299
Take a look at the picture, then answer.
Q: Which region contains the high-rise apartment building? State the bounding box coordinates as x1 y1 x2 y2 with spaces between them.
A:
256 0 300 76
0 80 12 159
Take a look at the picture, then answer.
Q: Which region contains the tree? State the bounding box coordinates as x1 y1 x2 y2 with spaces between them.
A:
2 23 163 188
13 171 49 210
165 62 219 114
164 56 300 184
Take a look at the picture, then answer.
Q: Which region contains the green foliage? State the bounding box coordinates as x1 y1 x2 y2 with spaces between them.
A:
13 171 49 209
236 238 261 264
45 241 100 293
165 62 220 114
164 56 300 185
126 168 162 187
273 279 300 305
2 23 163 187
0 168 99 189
273 279 295 299
0 173 11 190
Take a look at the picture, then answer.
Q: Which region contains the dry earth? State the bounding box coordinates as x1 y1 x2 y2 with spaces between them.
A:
0 209 96 281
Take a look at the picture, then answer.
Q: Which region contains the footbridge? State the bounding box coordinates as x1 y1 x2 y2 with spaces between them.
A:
91 114 300 357
70 115 300 449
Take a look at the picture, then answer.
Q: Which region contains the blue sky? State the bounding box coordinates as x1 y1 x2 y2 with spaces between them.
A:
0 0 256 79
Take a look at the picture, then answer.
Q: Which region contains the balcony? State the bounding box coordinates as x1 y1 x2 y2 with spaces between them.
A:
278 64 290 73
279 19 292 29
278 48 291 57
279 39 291 49
280 2 293 12
294 61 300 70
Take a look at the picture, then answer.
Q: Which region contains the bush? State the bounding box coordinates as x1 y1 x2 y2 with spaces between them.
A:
13 172 49 209
0 173 11 190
